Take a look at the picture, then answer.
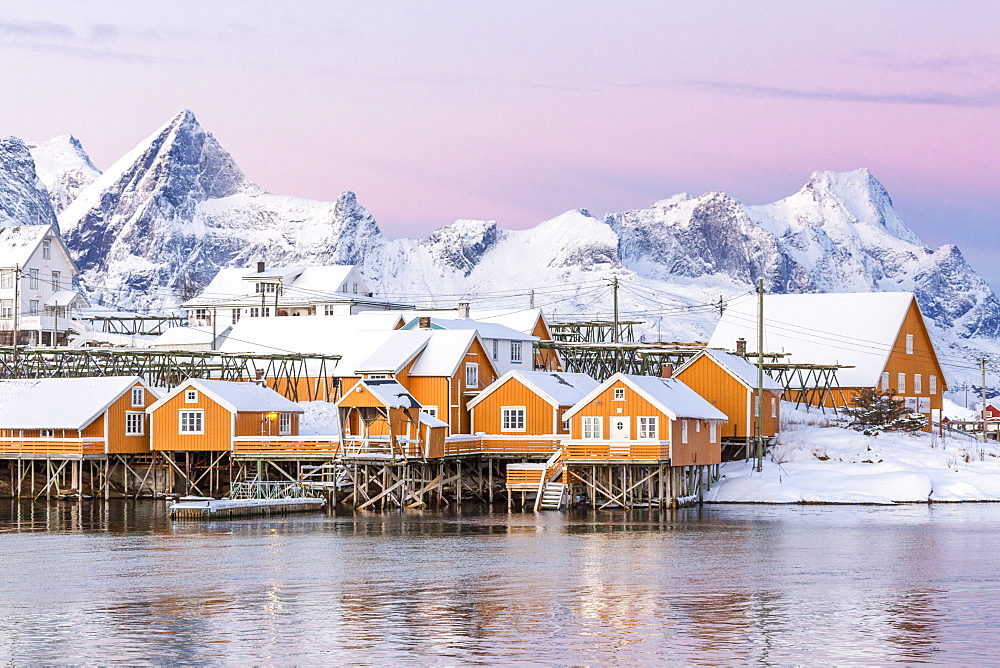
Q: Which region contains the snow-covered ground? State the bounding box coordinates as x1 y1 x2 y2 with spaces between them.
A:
299 401 340 436
707 404 1000 504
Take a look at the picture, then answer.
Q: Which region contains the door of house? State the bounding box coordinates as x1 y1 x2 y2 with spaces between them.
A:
609 416 630 456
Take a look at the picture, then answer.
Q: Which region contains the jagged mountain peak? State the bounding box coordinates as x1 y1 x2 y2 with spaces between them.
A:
26 135 101 214
420 219 503 276
0 136 59 229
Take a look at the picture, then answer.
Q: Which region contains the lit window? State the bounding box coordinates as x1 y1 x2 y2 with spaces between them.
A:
638 416 658 439
125 412 145 436
501 407 526 432
614 387 625 401
279 412 292 435
897 373 906 394
178 410 204 434
511 341 522 363
914 374 922 394
465 363 479 388
185 389 198 403
131 387 144 407
906 334 914 355
582 416 602 439
42 240 51 260
930 375 937 395
681 419 688 444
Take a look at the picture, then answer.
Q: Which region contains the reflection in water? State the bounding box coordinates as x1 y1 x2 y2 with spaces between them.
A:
2 502 1000 663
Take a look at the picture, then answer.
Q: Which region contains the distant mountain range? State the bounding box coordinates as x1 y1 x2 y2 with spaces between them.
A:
1 109 997 383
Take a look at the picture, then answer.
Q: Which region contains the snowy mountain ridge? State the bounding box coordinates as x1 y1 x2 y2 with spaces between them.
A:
3 110 997 372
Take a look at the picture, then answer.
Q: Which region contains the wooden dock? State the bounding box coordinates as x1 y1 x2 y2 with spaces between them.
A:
168 495 326 519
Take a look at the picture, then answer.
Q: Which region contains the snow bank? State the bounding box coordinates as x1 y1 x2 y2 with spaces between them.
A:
708 420 1000 504
298 401 340 436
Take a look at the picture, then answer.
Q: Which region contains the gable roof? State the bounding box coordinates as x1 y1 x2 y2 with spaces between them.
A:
0 376 150 429
467 370 600 410
676 348 783 391
148 379 303 414
707 292 922 388
469 308 548 336
0 224 76 271
399 316 538 342
338 379 421 409
355 331 431 374
408 329 497 378
564 373 727 421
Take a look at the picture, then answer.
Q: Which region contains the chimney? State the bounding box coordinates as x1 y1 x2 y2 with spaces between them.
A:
418 316 431 329
661 364 673 379
256 261 265 273
458 300 470 319
736 338 747 356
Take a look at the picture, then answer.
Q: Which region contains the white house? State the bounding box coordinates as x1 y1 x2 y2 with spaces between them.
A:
397 316 541 375
0 223 89 346
181 262 412 327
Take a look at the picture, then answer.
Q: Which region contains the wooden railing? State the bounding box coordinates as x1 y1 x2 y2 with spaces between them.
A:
563 440 670 461
505 464 545 490
0 438 105 456
232 435 341 456
443 435 561 457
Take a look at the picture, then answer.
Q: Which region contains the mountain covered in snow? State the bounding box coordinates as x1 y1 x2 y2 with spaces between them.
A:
0 137 60 230
4 110 999 361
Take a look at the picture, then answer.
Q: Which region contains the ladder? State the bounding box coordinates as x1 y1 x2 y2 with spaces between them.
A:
537 482 566 510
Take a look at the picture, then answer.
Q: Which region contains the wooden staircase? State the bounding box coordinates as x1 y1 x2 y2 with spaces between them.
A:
537 481 566 510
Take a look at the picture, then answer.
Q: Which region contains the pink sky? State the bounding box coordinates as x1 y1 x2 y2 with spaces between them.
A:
1 1 998 283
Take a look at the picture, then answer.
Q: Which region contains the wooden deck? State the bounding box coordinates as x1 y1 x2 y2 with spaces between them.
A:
0 438 106 458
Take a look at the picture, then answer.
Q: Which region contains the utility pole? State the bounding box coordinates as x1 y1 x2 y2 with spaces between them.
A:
611 276 619 344
530 289 535 309
756 278 765 472
53 299 58 348
211 307 217 350
718 295 724 317
13 265 20 370
982 358 988 443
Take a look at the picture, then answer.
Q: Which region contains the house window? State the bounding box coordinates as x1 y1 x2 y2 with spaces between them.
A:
40 429 53 438
131 387 144 407
562 419 570 432
28 300 38 316
193 308 209 322
263 307 270 317
511 341 522 363
930 375 937 395
906 334 914 354
501 406 526 432
914 374 922 394
582 416 602 439
771 397 777 418
29 269 38 289
179 410 204 434
681 419 689 444
232 308 241 323
0 301 11 319
897 373 906 394
185 389 198 403
0 270 11 289
51 271 60 291
125 412 145 436
638 416 658 439
881 372 890 391
256 282 277 294
492 339 498 360
279 412 292 435
465 363 479 389
709 421 717 443
613 388 626 401
353 283 358 294
42 240 51 260
324 305 336 316
421 406 438 418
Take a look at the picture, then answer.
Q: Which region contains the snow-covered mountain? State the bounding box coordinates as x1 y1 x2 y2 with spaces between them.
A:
26 136 101 214
4 110 996 366
0 137 59 229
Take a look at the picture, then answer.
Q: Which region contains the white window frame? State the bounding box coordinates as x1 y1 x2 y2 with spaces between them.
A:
906 334 914 355
42 240 51 260
897 373 906 394
914 374 922 394
613 387 626 401
51 270 60 291
232 308 241 323
185 389 198 403
637 416 658 440
930 375 937 395
324 304 336 316
29 268 38 290
465 363 479 389
0 270 11 289
278 412 292 435
421 406 438 418
249 307 260 318
582 416 602 440
771 397 777 418
881 372 890 391
125 411 145 436
501 406 526 432
131 387 144 407
510 340 522 363
709 421 717 444
681 419 689 444
28 300 38 316
40 428 53 438
178 410 204 435
0 300 11 319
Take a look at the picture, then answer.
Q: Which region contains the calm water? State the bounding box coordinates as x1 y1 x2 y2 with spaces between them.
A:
2 501 999 664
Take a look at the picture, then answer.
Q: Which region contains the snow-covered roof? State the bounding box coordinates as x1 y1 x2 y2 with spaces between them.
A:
469 308 547 336
677 348 783 391
565 373 727 421
408 329 492 378
0 224 52 267
45 289 88 307
419 412 448 428
467 370 599 409
400 317 538 342
150 325 225 348
708 292 920 388
148 379 303 414
0 376 148 429
355 331 430 374
344 379 421 409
